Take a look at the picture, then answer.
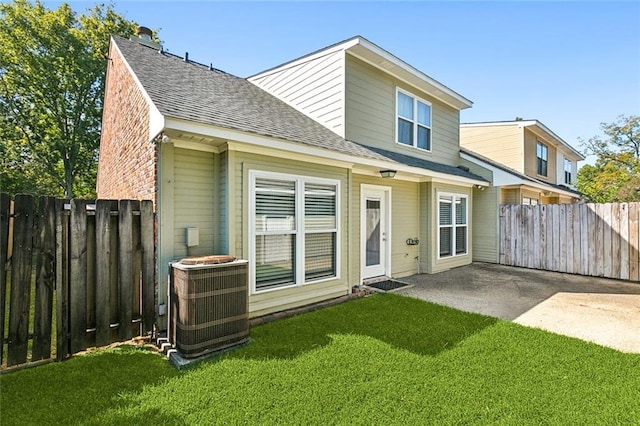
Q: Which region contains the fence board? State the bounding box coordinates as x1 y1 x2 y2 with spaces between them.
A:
70 200 88 354
56 199 69 360
8 194 35 366
0 193 11 365
141 201 155 333
573 205 582 274
95 200 112 346
32 197 56 361
559 205 567 273
86 209 96 347
619 203 629 280
630 203 639 282
499 203 639 282
118 200 134 341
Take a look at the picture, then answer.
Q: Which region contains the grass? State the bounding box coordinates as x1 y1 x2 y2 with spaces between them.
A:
1 293 639 425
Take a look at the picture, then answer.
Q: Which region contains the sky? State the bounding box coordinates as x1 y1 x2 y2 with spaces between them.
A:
51 1 640 166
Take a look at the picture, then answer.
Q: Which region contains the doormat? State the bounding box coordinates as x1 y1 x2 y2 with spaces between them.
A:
364 280 408 292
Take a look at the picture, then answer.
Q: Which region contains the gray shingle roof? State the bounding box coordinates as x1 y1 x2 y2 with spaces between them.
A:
113 36 485 182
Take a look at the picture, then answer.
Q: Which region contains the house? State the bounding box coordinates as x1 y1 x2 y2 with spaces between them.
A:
97 31 488 326
460 120 585 205
457 120 585 264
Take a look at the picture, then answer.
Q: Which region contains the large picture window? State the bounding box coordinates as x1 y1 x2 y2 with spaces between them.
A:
397 89 432 151
251 172 339 292
438 194 468 258
536 142 548 176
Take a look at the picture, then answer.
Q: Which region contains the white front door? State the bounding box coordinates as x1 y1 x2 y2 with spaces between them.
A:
361 186 390 280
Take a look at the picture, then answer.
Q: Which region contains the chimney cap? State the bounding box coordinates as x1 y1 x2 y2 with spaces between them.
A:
137 26 153 40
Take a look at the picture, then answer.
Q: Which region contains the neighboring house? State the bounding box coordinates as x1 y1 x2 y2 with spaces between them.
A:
460 120 585 205
97 32 488 325
457 120 584 264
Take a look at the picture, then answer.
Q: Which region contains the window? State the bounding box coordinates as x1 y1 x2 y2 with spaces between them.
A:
397 89 431 150
536 142 548 176
564 158 572 184
251 172 339 292
522 197 538 205
438 194 467 258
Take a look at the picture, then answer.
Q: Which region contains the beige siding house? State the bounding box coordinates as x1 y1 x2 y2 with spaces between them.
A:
98 34 488 327
458 120 585 263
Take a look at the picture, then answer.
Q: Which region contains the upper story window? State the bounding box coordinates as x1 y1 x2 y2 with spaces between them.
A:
536 141 548 176
564 158 572 184
396 89 432 151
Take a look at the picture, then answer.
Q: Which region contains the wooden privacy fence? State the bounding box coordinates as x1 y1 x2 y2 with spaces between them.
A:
499 203 640 282
0 193 155 368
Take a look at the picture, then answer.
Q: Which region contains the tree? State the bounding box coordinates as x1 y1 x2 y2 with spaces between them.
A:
0 0 138 197
577 115 640 202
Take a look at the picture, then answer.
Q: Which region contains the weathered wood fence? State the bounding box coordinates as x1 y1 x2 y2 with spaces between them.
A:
0 193 155 369
499 203 640 282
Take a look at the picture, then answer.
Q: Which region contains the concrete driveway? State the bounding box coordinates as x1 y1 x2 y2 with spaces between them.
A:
396 263 640 353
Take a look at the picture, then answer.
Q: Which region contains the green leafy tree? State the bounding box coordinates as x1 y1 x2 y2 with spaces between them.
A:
577 115 640 202
0 0 138 197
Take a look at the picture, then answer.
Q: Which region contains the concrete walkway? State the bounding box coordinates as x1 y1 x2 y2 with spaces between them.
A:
396 263 640 353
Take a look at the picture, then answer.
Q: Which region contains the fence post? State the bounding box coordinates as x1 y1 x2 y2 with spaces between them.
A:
7 194 35 366
0 193 11 365
32 196 56 361
56 199 69 360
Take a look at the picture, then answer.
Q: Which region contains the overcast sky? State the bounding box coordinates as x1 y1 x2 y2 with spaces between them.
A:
53 1 640 166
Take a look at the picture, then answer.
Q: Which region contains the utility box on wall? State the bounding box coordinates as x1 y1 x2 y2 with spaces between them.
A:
186 227 199 247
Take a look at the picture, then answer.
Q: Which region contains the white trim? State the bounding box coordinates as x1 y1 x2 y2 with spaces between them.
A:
436 192 469 260
165 117 488 186
360 184 392 282
395 87 433 152
460 151 580 198
248 36 472 110
460 120 584 160
248 170 341 295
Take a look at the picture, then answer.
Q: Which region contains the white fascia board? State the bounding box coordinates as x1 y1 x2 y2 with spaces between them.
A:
164 117 487 186
111 37 165 142
461 152 578 197
461 152 524 187
247 37 360 81
525 121 585 160
352 38 473 110
460 120 583 160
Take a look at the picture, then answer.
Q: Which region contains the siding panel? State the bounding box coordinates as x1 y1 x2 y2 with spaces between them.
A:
250 51 345 137
173 148 216 259
345 55 462 166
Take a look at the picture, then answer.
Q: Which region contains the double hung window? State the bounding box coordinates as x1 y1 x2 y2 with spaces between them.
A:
397 89 432 151
564 158 572 184
251 172 339 292
438 194 468 258
536 142 548 176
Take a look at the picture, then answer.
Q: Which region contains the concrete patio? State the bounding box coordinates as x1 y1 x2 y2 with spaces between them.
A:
396 263 640 353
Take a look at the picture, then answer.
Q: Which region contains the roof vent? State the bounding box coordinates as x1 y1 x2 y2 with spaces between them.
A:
132 25 161 50
457 165 470 172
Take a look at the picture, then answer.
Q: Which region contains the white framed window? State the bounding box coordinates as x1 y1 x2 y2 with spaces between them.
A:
249 171 339 293
523 197 539 205
564 158 572 184
396 88 432 151
438 193 468 258
536 141 548 176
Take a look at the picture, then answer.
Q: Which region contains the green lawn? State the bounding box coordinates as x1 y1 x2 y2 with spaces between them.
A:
1 294 639 425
